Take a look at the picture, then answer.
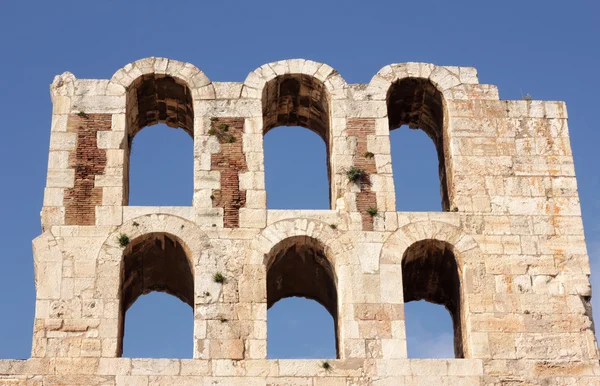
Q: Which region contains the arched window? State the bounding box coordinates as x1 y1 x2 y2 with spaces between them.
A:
389 127 442 211
402 239 463 358
262 75 332 209
266 236 338 358
128 124 193 205
387 78 450 211
263 127 329 209
119 233 194 358
125 74 194 205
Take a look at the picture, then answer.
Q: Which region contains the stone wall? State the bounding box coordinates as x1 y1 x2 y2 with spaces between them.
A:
2 57 598 385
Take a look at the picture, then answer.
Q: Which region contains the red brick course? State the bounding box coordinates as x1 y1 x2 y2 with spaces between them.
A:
210 118 248 228
63 113 111 225
347 119 378 231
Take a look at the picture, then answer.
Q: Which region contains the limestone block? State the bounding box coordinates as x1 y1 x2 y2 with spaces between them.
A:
51 114 69 132
94 174 123 188
376 360 412 376
544 102 568 119
131 359 180 376
49 132 77 151
96 131 125 149
209 339 244 359
34 261 62 299
459 67 479 84
101 187 124 206
195 207 223 227
46 169 75 188
116 376 148 386
354 243 382 273
194 170 221 190
71 95 125 114
239 208 267 228
179 359 210 376
43 188 64 207
41 206 65 229
52 96 72 115
74 80 111 96
111 114 126 132
95 206 123 226
214 82 243 99
381 339 407 359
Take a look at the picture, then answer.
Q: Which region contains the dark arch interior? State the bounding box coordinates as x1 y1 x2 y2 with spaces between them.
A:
402 239 463 357
124 75 194 205
387 78 450 211
266 236 338 357
119 232 194 356
127 74 194 139
262 75 332 207
262 75 330 140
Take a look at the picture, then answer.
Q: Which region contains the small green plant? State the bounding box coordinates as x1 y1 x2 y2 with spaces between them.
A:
329 224 337 230
77 111 89 119
213 272 225 284
346 166 364 183
212 224 217 227
208 122 235 143
132 221 139 227
321 361 332 371
117 234 130 247
367 207 378 217
522 93 532 101
363 151 374 159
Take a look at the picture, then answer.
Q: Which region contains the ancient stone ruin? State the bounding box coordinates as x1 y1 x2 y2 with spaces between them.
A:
0 57 598 385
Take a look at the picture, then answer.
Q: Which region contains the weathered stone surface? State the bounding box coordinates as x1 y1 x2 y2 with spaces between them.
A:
3 57 598 384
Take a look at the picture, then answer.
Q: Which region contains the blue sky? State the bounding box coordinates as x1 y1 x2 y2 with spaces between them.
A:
0 0 599 360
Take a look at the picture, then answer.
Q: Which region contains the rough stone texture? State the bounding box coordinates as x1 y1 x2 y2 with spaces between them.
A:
4 57 599 385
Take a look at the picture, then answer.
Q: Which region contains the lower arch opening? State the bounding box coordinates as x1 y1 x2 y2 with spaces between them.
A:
266 236 339 358
402 239 464 358
119 232 194 358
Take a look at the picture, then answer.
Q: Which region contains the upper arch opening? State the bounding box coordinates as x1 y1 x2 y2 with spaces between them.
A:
387 78 450 211
262 75 332 208
124 74 195 206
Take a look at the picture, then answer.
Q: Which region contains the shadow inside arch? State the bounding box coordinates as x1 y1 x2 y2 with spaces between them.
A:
402 238 464 358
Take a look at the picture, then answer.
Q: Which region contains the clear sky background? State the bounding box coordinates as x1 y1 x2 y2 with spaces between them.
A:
0 0 599 360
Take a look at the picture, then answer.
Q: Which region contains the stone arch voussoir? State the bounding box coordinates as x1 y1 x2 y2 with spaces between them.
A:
380 220 481 270
242 59 348 100
248 218 349 267
367 62 468 101
97 214 210 267
109 57 215 100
